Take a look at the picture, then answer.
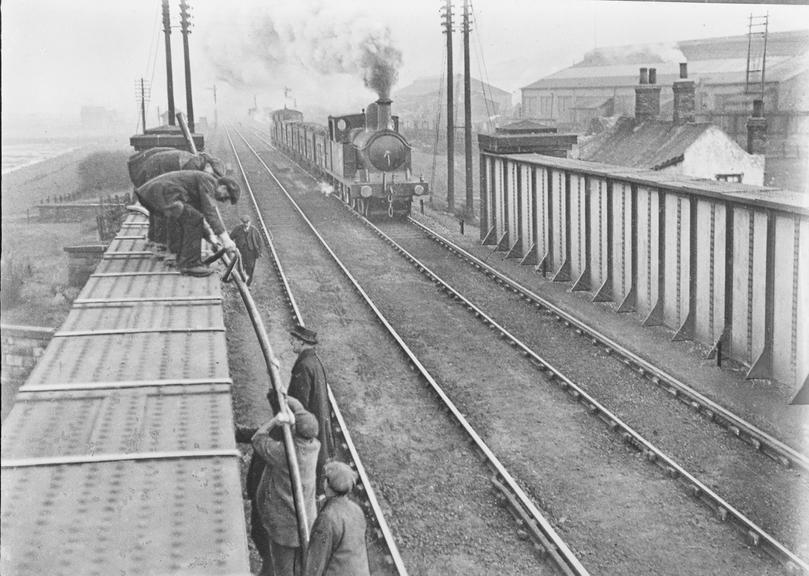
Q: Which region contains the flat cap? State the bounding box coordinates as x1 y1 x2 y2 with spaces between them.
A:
217 176 241 204
290 324 318 345
287 397 318 439
324 461 357 494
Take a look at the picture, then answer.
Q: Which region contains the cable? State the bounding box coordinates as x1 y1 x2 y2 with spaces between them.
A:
470 2 495 128
430 48 447 195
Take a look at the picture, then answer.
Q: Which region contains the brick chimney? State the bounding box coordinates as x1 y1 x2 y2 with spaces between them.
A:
635 67 661 123
672 62 695 124
746 99 767 155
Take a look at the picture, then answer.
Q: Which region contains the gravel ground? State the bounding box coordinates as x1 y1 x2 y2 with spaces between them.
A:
223 129 552 575
234 130 788 576
409 209 809 452
379 219 809 559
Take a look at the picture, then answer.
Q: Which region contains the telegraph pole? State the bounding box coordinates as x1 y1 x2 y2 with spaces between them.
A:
462 0 473 217
162 0 176 125
140 78 147 134
442 0 455 212
179 0 195 133
210 84 218 127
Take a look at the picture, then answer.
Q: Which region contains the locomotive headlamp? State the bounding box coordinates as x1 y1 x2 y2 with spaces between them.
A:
360 185 373 198
414 185 425 195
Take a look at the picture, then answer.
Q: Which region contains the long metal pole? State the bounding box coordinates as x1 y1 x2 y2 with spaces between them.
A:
177 112 310 551
162 0 176 126
462 0 473 217
444 0 455 212
140 78 147 134
180 0 195 133
213 84 218 128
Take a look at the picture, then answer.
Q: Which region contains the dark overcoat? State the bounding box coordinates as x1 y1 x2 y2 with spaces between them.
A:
288 349 335 491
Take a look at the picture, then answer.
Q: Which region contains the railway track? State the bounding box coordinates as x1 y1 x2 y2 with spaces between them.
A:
240 125 808 576
211 131 407 575
226 127 586 575
250 124 807 472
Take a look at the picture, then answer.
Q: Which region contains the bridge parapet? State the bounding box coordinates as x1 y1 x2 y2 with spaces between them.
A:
480 152 808 389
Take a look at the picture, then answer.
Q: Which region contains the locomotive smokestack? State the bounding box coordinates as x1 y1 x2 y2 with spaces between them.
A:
377 98 392 130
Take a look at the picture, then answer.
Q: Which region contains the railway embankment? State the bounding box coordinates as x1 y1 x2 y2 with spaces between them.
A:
0 144 134 415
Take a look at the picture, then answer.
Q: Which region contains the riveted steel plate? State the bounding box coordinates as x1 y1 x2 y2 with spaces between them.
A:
0 458 250 576
80 272 221 301
24 331 229 388
95 256 178 275
60 301 224 332
2 384 235 459
108 236 148 252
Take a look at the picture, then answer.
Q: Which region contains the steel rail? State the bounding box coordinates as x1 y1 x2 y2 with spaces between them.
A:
254 120 806 470
407 216 809 472
179 115 313 552
261 128 809 576
224 129 303 327
233 127 590 576
226 127 409 576
332 197 809 576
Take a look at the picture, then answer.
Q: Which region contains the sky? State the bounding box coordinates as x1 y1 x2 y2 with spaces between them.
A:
2 0 808 130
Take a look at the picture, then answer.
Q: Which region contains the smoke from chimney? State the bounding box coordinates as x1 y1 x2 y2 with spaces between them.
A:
203 2 402 102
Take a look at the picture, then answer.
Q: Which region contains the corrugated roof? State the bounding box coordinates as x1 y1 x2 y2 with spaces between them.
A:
523 29 809 90
523 56 800 90
577 117 713 169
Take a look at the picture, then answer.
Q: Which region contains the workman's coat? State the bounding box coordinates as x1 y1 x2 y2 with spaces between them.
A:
230 223 263 283
252 431 319 548
304 494 371 576
288 349 335 493
135 170 226 235
128 148 223 187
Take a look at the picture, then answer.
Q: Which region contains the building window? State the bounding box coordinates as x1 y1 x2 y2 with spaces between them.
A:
540 96 553 118
557 96 572 121
525 96 538 117
715 173 743 183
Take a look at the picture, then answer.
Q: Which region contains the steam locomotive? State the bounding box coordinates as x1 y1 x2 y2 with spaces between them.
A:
270 99 428 218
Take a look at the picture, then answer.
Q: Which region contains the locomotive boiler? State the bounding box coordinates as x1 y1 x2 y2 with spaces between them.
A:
271 98 428 218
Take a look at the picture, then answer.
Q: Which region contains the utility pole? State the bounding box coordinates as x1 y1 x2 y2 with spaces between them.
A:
140 78 147 134
135 78 151 133
210 84 218 128
462 0 473 217
179 0 195 133
442 0 455 212
162 0 176 125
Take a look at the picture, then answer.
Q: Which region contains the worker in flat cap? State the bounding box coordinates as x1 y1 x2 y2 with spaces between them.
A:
135 170 240 276
252 397 320 576
230 214 263 285
287 324 335 500
304 461 370 576
128 147 226 257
